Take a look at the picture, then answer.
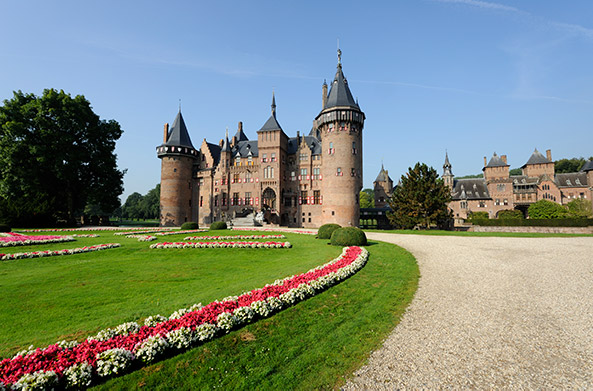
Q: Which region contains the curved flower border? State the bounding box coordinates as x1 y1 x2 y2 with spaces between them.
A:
125 235 157 242
149 241 292 249
183 235 286 240
0 246 368 389
232 227 316 235
19 227 174 233
0 234 75 248
0 244 121 261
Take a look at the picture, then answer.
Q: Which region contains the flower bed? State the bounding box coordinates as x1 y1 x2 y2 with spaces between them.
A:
150 241 292 249
0 234 75 248
183 235 286 240
232 227 316 235
0 246 368 389
72 234 100 238
18 227 174 233
0 244 121 261
125 235 157 242
155 229 206 236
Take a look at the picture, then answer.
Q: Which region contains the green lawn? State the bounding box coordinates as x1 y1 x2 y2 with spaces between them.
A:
0 230 418 390
363 228 593 237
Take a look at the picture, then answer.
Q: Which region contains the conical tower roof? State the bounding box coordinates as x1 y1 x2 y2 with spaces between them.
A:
325 49 359 110
580 159 593 172
164 111 194 149
486 152 508 167
523 148 551 166
221 128 231 152
374 164 391 183
443 152 453 176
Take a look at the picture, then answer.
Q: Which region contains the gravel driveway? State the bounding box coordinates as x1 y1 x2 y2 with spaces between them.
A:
344 233 593 390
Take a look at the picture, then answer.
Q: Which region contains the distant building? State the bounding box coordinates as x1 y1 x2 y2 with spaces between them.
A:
156 50 365 228
373 164 394 208
444 149 593 223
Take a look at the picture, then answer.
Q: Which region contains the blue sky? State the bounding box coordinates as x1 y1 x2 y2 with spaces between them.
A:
3 0 593 202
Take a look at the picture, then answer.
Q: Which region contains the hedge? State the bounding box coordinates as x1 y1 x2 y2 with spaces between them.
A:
0 224 10 233
330 227 367 246
317 224 341 239
209 221 228 230
471 218 593 227
180 222 200 230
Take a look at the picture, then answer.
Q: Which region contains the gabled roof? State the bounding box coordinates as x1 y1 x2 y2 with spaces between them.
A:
287 136 321 155
580 160 593 172
374 164 392 183
523 148 551 166
165 111 194 149
205 142 221 166
325 63 359 110
451 179 490 200
555 172 588 188
485 152 508 168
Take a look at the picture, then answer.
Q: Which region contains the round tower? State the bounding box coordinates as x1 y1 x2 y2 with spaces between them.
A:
156 110 198 226
316 49 365 227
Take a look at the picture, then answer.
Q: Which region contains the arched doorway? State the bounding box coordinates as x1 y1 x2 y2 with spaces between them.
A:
262 187 276 210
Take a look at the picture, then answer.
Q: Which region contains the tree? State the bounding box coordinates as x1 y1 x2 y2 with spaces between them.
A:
467 211 488 222
387 163 452 229
497 209 524 219
359 188 374 208
555 158 589 174
121 184 160 220
509 168 522 176
122 192 143 220
0 89 124 226
528 200 569 219
566 198 592 218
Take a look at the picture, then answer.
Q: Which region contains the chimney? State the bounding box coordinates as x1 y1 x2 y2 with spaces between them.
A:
238 121 243 131
163 123 169 143
546 149 552 161
483 156 487 166
219 139 224 147
296 131 300 140
501 155 507 164
231 136 237 147
322 81 328 109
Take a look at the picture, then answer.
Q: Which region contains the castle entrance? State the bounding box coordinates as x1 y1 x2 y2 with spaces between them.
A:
262 188 276 210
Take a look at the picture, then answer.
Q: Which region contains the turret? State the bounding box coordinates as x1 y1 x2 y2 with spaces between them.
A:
315 48 365 227
443 151 454 189
374 164 393 208
156 110 199 226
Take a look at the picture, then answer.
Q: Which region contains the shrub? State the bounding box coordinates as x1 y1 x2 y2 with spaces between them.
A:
497 209 524 219
209 221 227 230
0 224 10 232
566 198 593 218
330 227 367 246
180 221 199 230
528 200 569 219
470 218 593 227
317 223 341 239
467 212 488 222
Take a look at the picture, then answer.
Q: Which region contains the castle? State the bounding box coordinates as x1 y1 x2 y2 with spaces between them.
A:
444 149 593 222
156 50 365 228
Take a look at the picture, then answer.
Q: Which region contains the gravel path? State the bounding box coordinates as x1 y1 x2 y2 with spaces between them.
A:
344 233 593 390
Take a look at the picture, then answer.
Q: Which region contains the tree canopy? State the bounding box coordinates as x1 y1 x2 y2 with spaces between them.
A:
0 89 124 226
555 157 592 174
387 163 452 229
359 188 374 208
121 184 160 220
527 200 569 219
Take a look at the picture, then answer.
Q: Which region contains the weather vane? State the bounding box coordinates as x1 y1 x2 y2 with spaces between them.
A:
337 39 342 65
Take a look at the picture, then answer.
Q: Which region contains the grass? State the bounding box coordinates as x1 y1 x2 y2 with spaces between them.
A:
0 230 419 390
363 228 593 237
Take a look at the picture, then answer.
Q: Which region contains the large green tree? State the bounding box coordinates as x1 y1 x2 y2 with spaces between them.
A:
387 163 452 229
0 89 124 226
121 184 160 220
554 157 591 174
527 200 569 219
359 188 374 208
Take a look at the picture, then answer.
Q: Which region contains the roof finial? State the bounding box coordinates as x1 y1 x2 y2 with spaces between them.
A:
337 41 342 66
225 126 229 138
271 90 276 118
178 98 181 112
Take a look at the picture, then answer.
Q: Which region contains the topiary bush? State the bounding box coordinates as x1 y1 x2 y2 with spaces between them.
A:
330 227 367 246
317 223 341 239
497 209 524 220
209 221 227 230
0 224 10 232
180 222 199 230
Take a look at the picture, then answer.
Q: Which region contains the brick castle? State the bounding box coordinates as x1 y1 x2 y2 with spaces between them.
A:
156 50 364 228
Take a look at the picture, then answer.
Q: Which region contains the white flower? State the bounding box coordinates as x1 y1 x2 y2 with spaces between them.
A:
135 335 169 363
250 300 272 317
233 306 255 324
266 296 284 312
13 370 58 391
144 314 167 327
169 308 190 320
96 348 134 377
216 312 236 331
64 362 93 388
166 327 196 349
196 323 218 341
56 339 79 349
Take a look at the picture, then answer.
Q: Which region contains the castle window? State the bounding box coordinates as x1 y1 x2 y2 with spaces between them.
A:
200 196 203 207
328 123 334 132
328 142 334 155
262 154 267 163
495 199 500 205
264 166 274 179
271 153 276 162
339 122 346 131
313 167 320 179
301 191 308 205
245 172 252 182
291 171 296 181
222 192 227 206
173 168 177 172
232 192 239 205
352 142 357 155
460 201 467 209
313 190 320 204
336 167 343 176
503 199 508 205
300 168 307 177
233 173 240 183
566 179 572 186
245 192 252 205
248 156 253 165
235 156 241 165
299 153 308 161
576 178 581 185
351 168 356 177
284 197 291 207
580 192 585 198
199 178 204 186
214 195 219 207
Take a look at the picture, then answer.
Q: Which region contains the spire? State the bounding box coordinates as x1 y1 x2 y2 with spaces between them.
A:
221 127 231 152
164 110 194 149
443 151 453 176
271 91 276 118
325 49 359 110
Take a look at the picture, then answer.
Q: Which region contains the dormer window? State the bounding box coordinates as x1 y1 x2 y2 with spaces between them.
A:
576 178 581 185
567 179 572 186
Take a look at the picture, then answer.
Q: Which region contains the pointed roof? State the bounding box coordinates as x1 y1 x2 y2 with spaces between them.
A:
164 111 194 149
523 148 551 166
374 164 392 183
234 128 248 142
325 50 359 110
580 159 593 172
443 151 453 176
486 152 508 168
259 93 283 131
221 128 231 153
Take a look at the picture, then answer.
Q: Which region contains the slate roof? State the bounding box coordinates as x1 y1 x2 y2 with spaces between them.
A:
451 179 490 200
325 64 359 110
581 160 593 172
555 172 588 188
220 130 231 153
485 152 508 168
374 164 391 183
523 148 551 167
232 140 259 158
205 142 221 165
233 128 248 142
287 136 321 155
259 114 283 131
511 175 539 185
164 111 194 149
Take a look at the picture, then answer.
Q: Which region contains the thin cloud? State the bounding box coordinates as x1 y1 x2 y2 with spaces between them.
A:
433 0 519 13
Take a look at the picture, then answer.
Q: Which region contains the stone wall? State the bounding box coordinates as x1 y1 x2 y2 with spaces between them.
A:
469 225 593 234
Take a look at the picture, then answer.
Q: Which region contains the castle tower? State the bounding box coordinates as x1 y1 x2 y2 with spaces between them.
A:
374 164 393 208
156 110 199 226
442 152 454 190
315 49 365 227
580 160 593 210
